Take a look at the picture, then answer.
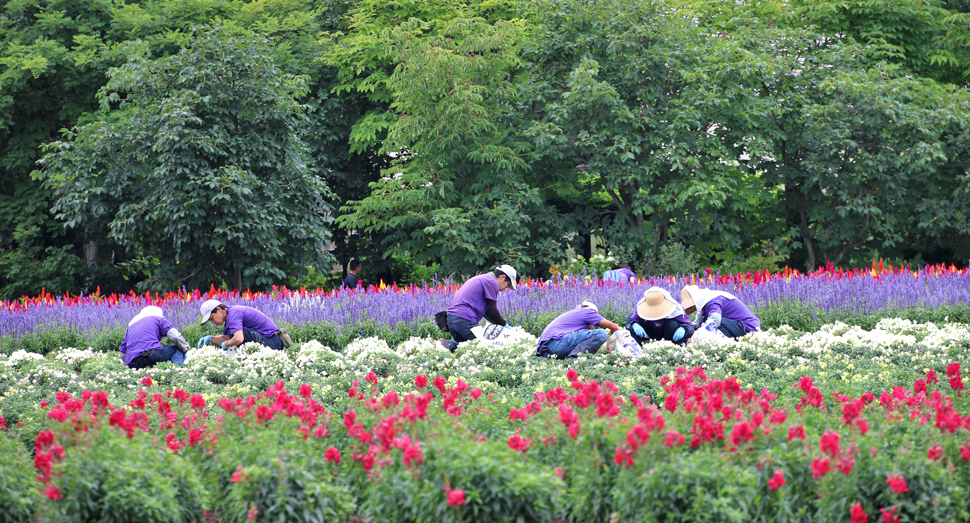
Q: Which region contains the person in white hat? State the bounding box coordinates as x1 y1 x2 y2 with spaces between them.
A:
626 287 694 346
680 285 760 339
197 299 284 351
119 306 190 369
535 301 620 359
440 264 518 352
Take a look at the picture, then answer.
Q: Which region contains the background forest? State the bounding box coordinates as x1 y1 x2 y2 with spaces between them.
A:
1 0 969 299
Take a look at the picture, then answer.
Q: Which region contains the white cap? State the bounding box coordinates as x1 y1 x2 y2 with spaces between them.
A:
199 299 223 325
579 300 599 313
495 264 518 290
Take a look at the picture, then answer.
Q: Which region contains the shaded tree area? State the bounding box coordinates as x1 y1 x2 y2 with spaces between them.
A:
2 0 969 299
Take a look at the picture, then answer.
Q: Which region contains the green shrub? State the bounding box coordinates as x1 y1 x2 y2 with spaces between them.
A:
0 432 38 523
41 428 206 523
360 434 560 523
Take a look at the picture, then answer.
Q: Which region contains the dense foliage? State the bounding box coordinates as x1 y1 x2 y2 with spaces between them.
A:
2 0 970 298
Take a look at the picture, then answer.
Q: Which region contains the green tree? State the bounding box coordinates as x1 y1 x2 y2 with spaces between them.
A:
38 26 334 291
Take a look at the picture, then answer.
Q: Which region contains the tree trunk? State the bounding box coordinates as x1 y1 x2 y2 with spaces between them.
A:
235 267 242 291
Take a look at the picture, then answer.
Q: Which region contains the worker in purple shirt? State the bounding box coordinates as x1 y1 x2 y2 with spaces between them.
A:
626 287 694 346
602 264 636 283
441 264 517 352
536 301 620 359
197 299 284 351
680 285 761 339
119 306 190 369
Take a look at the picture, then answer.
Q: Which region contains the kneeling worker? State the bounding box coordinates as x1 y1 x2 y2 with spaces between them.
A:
442 264 518 351
198 299 284 351
680 285 760 339
120 306 190 369
536 301 620 359
627 287 694 346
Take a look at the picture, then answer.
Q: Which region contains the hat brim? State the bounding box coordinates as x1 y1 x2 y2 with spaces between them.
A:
637 298 676 321
200 312 212 325
680 291 695 311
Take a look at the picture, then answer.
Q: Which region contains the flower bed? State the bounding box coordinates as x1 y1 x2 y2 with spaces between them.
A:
1 317 970 521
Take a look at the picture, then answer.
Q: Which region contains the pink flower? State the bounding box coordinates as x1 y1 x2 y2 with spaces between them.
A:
960 445 970 462
836 457 855 475
364 371 378 385
444 487 466 506
787 425 806 440
664 431 685 447
880 505 901 523
190 395 206 410
767 470 785 490
45 486 63 500
819 432 841 457
230 466 249 483
415 375 428 388
299 384 313 398
850 503 869 523
566 369 578 382
927 445 943 461
324 447 342 463
141 376 153 387
508 434 531 452
886 474 909 494
769 409 787 424
810 457 831 479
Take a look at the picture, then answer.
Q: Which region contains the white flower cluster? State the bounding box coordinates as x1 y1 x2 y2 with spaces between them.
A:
52 347 99 370
344 337 394 361
1 350 47 368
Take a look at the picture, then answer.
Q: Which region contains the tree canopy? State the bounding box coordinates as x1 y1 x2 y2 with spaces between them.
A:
1 0 969 297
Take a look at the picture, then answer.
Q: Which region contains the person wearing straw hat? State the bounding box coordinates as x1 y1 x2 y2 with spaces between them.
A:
626 287 694 346
197 299 284 351
536 301 620 359
680 285 760 339
119 306 190 369
440 264 518 352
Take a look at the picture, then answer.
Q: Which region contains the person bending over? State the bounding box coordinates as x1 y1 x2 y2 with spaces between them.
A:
680 285 760 339
441 264 517 352
120 306 190 369
197 299 284 351
536 301 619 359
626 287 694 346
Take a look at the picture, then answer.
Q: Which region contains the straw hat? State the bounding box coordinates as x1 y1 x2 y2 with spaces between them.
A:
680 287 696 312
636 290 676 320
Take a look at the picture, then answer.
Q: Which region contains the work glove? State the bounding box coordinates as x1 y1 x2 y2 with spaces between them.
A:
503 324 512 330
631 323 646 338
197 335 211 348
672 327 686 342
221 342 228 350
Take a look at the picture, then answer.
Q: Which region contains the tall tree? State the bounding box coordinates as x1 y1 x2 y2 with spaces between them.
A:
38 26 334 291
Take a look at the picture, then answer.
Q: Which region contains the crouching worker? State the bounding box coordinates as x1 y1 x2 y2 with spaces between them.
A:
441 265 518 352
680 285 760 339
197 299 283 351
627 287 694 346
120 306 190 369
536 301 620 359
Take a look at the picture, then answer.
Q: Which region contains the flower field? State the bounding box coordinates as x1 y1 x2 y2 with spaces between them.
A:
1 263 970 522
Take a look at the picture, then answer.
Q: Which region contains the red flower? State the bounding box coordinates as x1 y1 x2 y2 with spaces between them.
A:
886 474 909 494
190 395 206 410
664 430 685 447
365 371 378 385
880 505 901 523
507 434 531 452
325 447 342 463
850 503 869 523
927 445 943 461
767 470 785 490
926 369 939 384
819 431 841 456
443 487 467 506
769 409 787 424
299 384 313 398
836 457 855 475
810 457 831 479
960 445 970 462
230 466 249 483
433 376 447 393
787 425 806 440
470 388 482 400
566 369 578 382
141 376 153 387
415 375 428 388
45 486 63 500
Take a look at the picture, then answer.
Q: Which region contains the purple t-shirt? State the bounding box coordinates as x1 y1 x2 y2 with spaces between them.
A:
119 316 175 366
447 274 499 322
223 305 279 338
617 267 636 280
537 308 605 346
704 297 761 332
